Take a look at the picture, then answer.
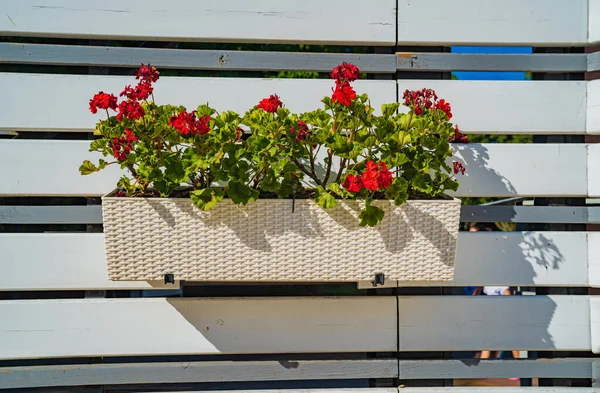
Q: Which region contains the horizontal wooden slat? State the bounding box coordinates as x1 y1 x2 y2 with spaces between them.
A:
590 51 600 72
589 233 600 288
397 80 587 134
5 205 600 225
451 144 588 197
397 0 588 46
0 141 590 198
397 231 589 287
0 296 593 360
398 296 591 351
460 206 598 224
3 231 592 290
0 0 396 45
397 53 587 72
0 233 179 291
591 0 600 45
589 80 600 134
400 389 595 393
0 359 397 389
0 43 397 73
0 297 397 359
0 73 395 132
399 358 595 379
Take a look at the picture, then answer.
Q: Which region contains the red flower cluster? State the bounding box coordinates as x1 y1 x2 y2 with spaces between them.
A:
120 81 154 101
112 128 137 161
116 100 145 121
89 92 117 114
290 120 310 141
257 95 283 113
169 110 211 135
331 63 359 106
449 125 469 143
453 161 466 175
343 161 393 193
402 88 452 119
136 64 160 83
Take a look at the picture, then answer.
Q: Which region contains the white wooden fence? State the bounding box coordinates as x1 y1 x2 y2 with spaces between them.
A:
0 1 599 392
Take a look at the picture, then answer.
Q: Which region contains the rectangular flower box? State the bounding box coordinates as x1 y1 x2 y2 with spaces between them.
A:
102 197 461 282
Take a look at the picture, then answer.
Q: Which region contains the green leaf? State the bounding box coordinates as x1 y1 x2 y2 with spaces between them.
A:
190 188 224 211
260 169 280 192
385 177 409 205
327 182 351 199
381 103 400 118
359 203 385 227
314 185 337 209
79 160 99 175
227 180 259 205
387 153 409 167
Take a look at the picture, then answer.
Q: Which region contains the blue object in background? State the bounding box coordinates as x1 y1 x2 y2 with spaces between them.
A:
451 46 532 80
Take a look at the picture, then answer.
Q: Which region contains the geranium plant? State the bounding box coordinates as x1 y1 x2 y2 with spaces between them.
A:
82 63 467 226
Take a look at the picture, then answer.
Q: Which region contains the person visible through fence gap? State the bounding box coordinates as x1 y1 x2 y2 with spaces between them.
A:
467 223 521 381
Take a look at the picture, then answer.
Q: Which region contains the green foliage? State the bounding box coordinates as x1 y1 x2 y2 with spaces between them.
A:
82 64 465 227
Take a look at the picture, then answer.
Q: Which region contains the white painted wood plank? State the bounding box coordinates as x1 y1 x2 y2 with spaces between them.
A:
452 144 588 197
591 0 600 45
0 141 589 198
0 360 397 389
588 144 600 198
142 391 397 393
0 233 177 291
398 296 591 351
397 0 588 45
399 389 595 393
397 231 589 287
593 360 600 388
397 80 587 134
589 233 600 288
0 0 396 45
588 80 600 134
0 297 397 359
0 73 395 132
591 297 600 354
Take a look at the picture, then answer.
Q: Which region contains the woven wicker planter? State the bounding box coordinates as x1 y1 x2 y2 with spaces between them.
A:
102 196 461 282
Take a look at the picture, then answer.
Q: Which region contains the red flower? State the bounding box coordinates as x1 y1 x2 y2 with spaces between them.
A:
112 128 137 161
290 120 310 141
332 82 356 106
331 62 360 83
435 99 452 119
449 125 469 143
121 81 154 101
453 161 466 175
169 110 211 135
136 64 159 83
360 161 393 191
89 92 118 114
343 174 363 193
116 100 145 121
257 95 283 113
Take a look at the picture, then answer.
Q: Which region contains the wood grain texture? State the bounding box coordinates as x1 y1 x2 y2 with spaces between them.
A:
588 80 600 134
398 358 594 379
397 0 588 45
0 141 590 198
398 231 589 287
0 359 397 389
0 43 397 73
397 80 587 134
2 231 591 290
396 53 587 72
0 73 395 132
397 296 591 351
0 233 178 291
0 297 397 359
0 0 396 45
